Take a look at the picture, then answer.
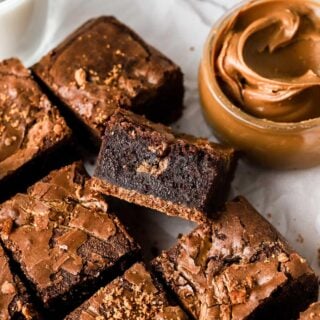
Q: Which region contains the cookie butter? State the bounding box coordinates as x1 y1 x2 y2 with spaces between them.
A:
216 0 320 122
199 0 320 169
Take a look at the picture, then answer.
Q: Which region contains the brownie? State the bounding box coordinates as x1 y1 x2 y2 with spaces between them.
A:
32 16 184 146
92 109 237 222
152 197 318 320
0 243 39 319
0 58 72 201
65 262 188 320
300 302 320 319
0 162 140 317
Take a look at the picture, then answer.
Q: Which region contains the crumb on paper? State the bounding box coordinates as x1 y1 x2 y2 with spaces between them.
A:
189 46 195 51
266 213 272 219
296 234 304 243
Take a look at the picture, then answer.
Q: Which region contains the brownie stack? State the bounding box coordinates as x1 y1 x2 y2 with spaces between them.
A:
0 15 318 320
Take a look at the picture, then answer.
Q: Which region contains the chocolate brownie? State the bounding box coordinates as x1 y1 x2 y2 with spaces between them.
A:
65 262 188 320
0 243 39 319
92 109 237 222
0 162 140 317
300 302 320 319
152 197 318 320
0 58 72 201
32 16 184 145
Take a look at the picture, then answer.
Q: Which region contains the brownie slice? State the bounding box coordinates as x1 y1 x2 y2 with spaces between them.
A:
32 16 184 146
0 58 72 201
92 109 236 222
0 162 140 317
300 302 320 319
65 262 188 320
152 197 318 320
0 243 39 319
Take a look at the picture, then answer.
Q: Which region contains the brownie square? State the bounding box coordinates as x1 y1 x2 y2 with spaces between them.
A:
0 162 140 317
92 109 237 222
0 243 39 319
32 16 184 145
0 58 72 201
65 262 188 320
299 302 320 319
152 197 318 320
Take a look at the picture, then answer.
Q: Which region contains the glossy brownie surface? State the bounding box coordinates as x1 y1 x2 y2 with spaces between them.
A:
0 58 71 183
0 162 139 316
66 262 187 320
93 109 236 222
33 16 184 142
152 197 318 320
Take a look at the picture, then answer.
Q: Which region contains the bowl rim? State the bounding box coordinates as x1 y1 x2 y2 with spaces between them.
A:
203 0 320 132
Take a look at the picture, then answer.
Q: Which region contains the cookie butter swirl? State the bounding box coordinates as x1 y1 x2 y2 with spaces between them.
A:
216 0 320 122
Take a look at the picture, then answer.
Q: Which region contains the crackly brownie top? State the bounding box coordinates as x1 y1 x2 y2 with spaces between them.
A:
33 16 181 137
67 263 187 320
153 197 314 320
0 58 70 180
300 302 320 320
0 162 136 302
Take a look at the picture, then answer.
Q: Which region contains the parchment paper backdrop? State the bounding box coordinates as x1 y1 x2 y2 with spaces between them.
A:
20 0 320 274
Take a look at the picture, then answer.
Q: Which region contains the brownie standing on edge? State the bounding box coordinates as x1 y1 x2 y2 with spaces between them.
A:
32 16 184 145
0 244 39 319
300 302 320 319
0 58 71 201
0 162 140 317
152 197 318 320
92 109 236 222
65 262 188 320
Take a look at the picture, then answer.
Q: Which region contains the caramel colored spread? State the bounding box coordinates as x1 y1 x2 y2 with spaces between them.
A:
216 0 320 122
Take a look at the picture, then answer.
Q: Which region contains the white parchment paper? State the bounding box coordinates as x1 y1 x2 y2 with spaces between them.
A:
19 0 320 273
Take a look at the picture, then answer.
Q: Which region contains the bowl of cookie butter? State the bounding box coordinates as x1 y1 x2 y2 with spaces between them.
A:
199 0 320 169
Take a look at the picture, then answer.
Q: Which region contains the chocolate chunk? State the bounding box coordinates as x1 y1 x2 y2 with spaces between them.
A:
152 197 318 320
32 16 184 146
0 162 140 317
65 262 188 320
92 109 237 222
0 58 72 201
0 243 39 319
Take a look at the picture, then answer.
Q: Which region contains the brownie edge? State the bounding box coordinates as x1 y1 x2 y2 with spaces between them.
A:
152 196 318 320
0 243 39 319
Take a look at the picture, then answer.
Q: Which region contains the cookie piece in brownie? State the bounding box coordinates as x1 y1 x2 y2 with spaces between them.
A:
65 262 187 320
300 302 320 319
32 16 184 145
0 243 39 319
152 197 318 320
0 162 140 317
92 109 236 222
0 58 72 201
